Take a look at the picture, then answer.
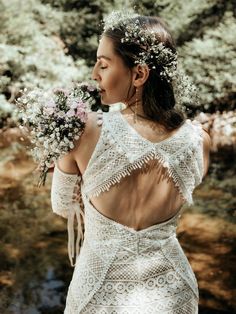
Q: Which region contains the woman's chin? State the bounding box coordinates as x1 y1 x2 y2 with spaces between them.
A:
100 94 108 105
100 94 126 107
100 96 113 106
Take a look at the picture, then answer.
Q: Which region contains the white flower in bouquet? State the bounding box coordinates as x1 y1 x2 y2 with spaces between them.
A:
17 82 101 186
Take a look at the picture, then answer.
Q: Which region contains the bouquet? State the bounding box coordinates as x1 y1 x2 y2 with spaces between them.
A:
17 83 101 186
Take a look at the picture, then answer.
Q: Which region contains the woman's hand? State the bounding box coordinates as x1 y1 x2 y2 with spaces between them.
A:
48 164 55 173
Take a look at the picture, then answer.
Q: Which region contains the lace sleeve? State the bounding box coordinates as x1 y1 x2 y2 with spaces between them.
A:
51 165 84 266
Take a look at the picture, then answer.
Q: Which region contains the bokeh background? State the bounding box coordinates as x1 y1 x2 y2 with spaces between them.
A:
0 0 235 313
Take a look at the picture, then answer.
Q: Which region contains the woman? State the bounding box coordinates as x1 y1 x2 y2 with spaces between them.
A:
51 11 211 313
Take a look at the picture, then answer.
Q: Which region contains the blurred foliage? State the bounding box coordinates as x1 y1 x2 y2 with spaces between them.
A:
179 11 236 112
126 0 236 112
0 0 90 124
41 0 115 65
0 0 235 128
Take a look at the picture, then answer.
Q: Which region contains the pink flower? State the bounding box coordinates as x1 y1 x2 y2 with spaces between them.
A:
87 85 96 92
70 101 79 109
76 110 87 122
76 107 84 115
46 100 56 108
44 107 55 115
66 109 75 117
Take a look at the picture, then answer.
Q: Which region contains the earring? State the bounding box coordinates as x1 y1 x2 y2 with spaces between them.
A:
134 88 138 124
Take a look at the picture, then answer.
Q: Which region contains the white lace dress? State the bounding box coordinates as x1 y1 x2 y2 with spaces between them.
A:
51 110 204 313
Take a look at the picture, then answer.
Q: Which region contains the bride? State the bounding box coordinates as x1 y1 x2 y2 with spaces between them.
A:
51 11 210 313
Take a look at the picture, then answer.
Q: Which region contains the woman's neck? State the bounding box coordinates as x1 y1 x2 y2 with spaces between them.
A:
123 101 150 121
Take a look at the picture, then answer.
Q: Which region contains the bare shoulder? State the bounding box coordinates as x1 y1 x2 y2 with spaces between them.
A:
81 111 98 140
201 127 211 177
72 111 103 173
67 112 97 151
202 127 211 152
56 112 102 174
192 120 211 151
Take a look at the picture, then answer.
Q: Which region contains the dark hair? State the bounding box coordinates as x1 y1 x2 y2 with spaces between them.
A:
103 16 185 130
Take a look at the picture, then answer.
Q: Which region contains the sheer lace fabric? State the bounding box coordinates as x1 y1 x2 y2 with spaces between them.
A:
83 111 203 204
51 110 204 313
65 197 198 313
51 166 83 266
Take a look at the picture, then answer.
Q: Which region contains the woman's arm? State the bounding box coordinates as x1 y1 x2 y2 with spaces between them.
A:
202 128 211 178
57 150 80 174
50 112 100 265
57 111 99 175
51 154 82 266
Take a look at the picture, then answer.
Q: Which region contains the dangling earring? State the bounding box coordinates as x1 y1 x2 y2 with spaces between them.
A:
134 87 138 124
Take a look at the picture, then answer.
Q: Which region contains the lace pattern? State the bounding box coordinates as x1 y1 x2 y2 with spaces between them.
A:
51 165 83 266
65 196 199 313
50 110 203 313
83 111 204 204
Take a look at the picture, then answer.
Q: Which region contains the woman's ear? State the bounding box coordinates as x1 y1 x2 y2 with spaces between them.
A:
132 64 150 87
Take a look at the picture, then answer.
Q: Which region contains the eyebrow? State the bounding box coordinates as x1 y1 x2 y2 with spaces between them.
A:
97 55 112 61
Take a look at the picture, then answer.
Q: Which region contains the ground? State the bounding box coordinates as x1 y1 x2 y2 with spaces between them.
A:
0 128 235 313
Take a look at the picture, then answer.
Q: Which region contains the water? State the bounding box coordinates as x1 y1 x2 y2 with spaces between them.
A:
0 142 235 313
9 266 67 313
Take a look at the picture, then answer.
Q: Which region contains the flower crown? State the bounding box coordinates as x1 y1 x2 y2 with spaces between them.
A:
103 10 198 112
103 10 178 82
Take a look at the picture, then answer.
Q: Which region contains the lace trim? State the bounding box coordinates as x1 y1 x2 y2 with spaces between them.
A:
89 149 190 202
51 165 84 266
84 113 204 204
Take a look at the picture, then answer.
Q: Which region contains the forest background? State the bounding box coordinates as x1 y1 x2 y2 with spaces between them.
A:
0 0 235 313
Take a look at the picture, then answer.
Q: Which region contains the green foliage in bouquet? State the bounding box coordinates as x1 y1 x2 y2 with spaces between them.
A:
17 83 101 186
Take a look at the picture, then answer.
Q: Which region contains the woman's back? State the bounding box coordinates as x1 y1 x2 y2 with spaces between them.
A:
70 110 207 231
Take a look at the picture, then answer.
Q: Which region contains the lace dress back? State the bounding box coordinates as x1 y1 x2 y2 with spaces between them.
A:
51 110 204 313
87 157 184 231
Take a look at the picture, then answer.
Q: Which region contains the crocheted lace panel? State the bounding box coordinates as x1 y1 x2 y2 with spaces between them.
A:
51 165 83 266
51 110 203 312
83 111 204 205
65 195 199 313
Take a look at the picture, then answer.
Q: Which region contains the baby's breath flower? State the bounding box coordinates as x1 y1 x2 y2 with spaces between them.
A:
103 10 198 109
17 82 100 186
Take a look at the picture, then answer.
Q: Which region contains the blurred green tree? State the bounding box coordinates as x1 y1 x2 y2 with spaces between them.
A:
0 0 235 126
128 0 236 112
41 0 115 65
0 0 91 126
